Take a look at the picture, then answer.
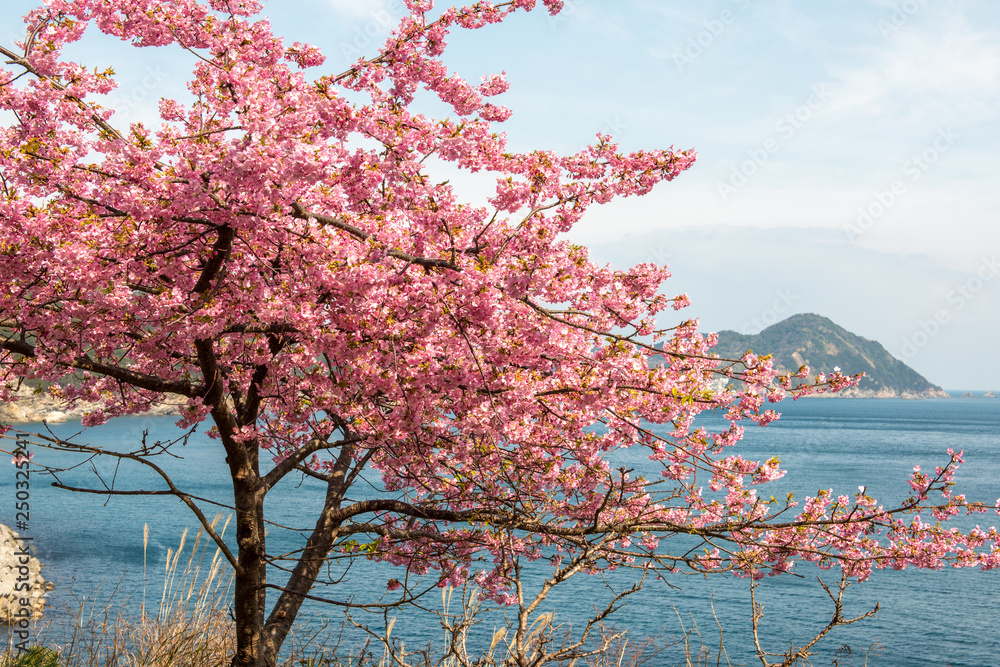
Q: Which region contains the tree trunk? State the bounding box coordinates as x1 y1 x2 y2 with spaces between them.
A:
260 495 345 663
260 445 355 664
231 481 268 667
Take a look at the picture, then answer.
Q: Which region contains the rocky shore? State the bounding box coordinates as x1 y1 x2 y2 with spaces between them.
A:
832 386 950 399
0 385 182 425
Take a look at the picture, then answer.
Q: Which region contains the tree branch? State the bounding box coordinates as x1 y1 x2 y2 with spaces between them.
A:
20 430 240 572
0 339 203 397
261 434 363 492
290 202 459 272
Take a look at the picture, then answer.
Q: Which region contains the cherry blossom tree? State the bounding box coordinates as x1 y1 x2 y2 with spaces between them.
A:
1 1 998 665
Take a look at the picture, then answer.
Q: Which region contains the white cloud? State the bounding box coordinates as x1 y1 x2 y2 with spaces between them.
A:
827 13 1000 125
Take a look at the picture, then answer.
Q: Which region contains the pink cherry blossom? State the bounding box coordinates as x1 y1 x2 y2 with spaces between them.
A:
0 2 996 665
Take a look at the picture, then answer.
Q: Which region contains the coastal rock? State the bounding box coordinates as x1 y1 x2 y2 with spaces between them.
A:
0 383 182 425
0 524 53 623
984 390 997 398
831 386 950 399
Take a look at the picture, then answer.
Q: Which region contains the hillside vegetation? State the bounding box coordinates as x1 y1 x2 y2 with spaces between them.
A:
712 313 948 398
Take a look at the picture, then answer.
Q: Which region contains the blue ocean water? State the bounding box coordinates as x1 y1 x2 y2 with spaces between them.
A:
3 398 999 665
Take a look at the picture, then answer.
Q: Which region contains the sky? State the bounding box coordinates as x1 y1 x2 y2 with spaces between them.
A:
3 0 998 389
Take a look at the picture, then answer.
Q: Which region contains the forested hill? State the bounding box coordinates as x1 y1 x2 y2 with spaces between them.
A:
711 313 948 398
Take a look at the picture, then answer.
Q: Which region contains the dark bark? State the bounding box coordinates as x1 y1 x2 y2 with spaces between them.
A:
259 443 356 664
0 339 202 397
195 336 266 667
188 224 272 666
231 478 267 667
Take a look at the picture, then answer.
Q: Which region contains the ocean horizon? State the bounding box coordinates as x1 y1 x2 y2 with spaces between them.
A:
3 397 999 665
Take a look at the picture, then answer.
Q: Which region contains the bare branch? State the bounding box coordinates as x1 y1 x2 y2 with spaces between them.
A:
13 429 240 572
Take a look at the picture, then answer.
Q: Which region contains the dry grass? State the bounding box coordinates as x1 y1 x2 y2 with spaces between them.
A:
126 515 236 667
3 522 734 667
1 515 358 667
337 586 733 667
2 516 236 667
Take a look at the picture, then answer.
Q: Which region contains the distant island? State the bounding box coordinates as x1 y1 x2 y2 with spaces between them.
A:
0 314 966 425
710 313 949 399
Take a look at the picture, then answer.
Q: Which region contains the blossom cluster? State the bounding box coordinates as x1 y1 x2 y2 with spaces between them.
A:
0 0 996 607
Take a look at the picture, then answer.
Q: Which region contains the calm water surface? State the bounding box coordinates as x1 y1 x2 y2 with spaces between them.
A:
2 398 999 665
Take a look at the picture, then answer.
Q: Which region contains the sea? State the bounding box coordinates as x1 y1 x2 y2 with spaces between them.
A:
3 396 999 666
